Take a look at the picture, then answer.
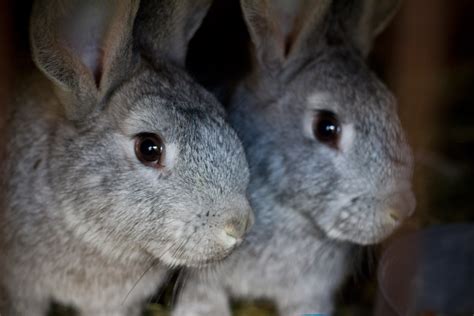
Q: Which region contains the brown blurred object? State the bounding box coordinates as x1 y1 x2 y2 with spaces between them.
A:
0 1 12 148
374 0 450 315
0 0 13 226
0 0 12 304
389 0 450 226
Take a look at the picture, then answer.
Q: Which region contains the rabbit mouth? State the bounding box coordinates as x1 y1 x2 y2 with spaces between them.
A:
299 210 332 241
156 241 238 269
162 251 234 269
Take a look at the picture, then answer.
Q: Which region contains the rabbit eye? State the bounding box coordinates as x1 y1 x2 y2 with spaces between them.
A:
134 133 165 167
313 111 341 148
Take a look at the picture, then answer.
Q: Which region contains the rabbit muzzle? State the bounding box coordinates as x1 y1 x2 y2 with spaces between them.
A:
317 188 416 245
218 198 254 249
384 190 416 222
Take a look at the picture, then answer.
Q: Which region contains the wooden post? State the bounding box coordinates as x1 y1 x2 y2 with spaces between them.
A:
374 0 449 314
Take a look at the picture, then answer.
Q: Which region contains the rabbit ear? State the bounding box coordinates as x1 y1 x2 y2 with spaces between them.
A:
340 0 400 56
240 0 332 69
30 0 140 120
136 0 213 67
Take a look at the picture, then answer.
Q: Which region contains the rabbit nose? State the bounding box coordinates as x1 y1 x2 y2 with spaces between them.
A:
219 221 246 249
385 191 416 222
224 210 253 240
218 196 253 248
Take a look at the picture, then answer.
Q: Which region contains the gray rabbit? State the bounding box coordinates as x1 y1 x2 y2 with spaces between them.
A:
172 0 415 315
0 0 253 315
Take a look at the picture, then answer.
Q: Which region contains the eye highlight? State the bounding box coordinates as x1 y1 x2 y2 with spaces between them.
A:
312 110 341 148
134 133 165 167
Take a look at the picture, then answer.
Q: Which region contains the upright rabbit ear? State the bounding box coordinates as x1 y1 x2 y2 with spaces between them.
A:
136 0 213 67
338 0 400 56
30 0 140 121
240 0 332 70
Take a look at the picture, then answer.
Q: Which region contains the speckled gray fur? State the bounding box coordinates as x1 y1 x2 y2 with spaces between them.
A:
173 1 414 315
0 0 252 315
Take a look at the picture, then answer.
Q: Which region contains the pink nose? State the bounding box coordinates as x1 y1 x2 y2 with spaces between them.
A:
386 191 416 221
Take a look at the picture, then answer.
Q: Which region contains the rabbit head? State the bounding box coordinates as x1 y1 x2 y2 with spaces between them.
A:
231 0 414 245
30 0 252 267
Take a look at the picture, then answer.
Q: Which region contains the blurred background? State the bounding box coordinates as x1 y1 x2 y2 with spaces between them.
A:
0 0 473 315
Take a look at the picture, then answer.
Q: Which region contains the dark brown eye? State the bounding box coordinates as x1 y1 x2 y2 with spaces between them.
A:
134 133 164 167
313 110 341 148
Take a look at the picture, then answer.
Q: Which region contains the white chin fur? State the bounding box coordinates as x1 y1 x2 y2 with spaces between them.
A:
326 224 396 245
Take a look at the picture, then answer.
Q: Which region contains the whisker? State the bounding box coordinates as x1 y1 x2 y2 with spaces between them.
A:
171 268 189 307
122 257 157 305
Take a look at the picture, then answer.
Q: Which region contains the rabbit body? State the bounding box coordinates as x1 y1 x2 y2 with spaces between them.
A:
0 0 252 315
173 1 415 315
0 77 165 316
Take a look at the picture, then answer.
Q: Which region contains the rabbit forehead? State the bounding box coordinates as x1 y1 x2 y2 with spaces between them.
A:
104 71 223 137
119 96 182 138
305 91 342 114
291 53 400 138
108 61 225 115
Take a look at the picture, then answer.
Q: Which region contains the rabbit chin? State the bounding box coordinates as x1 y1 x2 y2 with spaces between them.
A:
325 223 398 246
148 242 235 269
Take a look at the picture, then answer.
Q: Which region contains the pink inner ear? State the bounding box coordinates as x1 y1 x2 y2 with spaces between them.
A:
59 3 110 89
284 15 308 58
81 46 104 88
266 1 304 59
284 21 298 57
272 0 331 60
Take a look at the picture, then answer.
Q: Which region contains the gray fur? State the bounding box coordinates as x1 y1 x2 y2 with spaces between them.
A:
335 0 401 55
173 1 414 315
135 0 214 66
0 0 252 315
